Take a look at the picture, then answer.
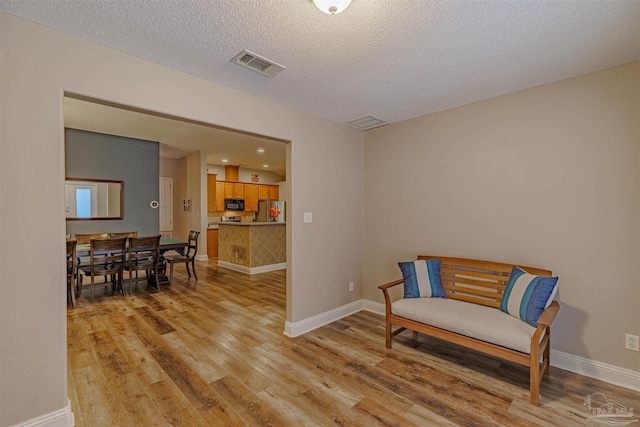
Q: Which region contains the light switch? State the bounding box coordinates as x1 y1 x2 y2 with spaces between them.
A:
303 212 313 223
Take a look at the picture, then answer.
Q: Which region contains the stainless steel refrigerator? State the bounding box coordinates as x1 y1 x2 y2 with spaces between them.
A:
257 200 285 222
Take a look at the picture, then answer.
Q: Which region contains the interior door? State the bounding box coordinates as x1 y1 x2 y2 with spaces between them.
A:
159 177 173 232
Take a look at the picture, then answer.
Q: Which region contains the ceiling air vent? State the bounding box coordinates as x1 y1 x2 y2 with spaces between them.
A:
346 115 387 131
231 50 285 77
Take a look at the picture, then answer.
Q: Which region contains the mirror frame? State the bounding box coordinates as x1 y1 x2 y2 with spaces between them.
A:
65 177 124 220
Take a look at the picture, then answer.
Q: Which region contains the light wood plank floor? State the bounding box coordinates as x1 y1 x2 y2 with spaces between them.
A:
68 261 639 426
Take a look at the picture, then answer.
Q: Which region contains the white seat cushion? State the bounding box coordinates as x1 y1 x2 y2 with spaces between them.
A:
392 298 537 354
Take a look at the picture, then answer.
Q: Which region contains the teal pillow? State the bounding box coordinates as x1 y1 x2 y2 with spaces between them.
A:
500 266 558 327
398 259 446 298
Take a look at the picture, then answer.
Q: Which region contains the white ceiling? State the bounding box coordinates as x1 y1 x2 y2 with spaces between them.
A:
1 0 638 169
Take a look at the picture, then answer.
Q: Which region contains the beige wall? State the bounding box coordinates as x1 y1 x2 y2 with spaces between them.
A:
0 13 363 426
364 62 640 372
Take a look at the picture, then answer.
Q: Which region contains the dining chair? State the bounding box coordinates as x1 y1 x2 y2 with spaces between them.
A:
108 231 138 239
125 235 161 293
75 232 110 285
164 230 200 285
75 232 109 245
78 237 127 302
66 239 77 307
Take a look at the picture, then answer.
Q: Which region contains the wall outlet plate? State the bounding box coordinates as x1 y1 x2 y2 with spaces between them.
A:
625 334 639 351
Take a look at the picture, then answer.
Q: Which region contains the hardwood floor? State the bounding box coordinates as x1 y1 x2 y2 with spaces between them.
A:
68 261 639 426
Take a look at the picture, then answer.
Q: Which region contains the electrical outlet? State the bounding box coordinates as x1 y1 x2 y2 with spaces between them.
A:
349 281 354 292
625 334 639 351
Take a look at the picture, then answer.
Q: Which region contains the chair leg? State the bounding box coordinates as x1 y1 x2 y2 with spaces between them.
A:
129 270 133 295
90 275 95 303
191 259 197 281
68 277 76 307
169 262 174 287
119 272 125 297
185 262 191 278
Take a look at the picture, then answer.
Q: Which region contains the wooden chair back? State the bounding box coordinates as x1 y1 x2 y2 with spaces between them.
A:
66 240 77 276
185 230 200 259
75 232 108 245
66 239 78 307
109 231 138 239
127 235 161 270
87 237 127 275
418 255 553 309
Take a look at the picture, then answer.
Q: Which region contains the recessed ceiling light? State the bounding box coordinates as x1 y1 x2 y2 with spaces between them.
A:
222 159 229 163
263 164 269 168
257 148 265 153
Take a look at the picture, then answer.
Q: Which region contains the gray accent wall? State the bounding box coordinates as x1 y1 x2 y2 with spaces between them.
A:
65 128 159 237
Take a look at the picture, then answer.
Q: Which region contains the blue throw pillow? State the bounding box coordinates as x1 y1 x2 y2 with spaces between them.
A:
398 259 446 298
500 266 559 327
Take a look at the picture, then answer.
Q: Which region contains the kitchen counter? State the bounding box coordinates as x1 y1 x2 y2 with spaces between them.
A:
216 221 286 274
212 221 285 227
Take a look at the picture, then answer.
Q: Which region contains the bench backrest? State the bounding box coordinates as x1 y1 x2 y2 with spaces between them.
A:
418 255 553 309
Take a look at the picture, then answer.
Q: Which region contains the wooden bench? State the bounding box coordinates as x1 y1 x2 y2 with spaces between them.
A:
379 255 560 405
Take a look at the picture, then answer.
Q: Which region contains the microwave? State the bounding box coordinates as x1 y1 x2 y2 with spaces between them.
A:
224 198 245 211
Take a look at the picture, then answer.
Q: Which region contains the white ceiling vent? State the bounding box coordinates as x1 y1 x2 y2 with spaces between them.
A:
346 115 387 131
231 50 285 77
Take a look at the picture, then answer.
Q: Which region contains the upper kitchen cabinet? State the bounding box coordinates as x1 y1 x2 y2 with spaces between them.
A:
258 185 279 200
207 174 217 213
245 184 259 212
215 182 225 212
224 182 244 199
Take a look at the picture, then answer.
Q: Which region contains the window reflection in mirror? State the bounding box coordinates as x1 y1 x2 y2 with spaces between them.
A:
65 178 123 220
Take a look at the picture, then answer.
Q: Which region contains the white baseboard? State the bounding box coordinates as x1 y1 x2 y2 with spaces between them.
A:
218 260 285 275
195 254 208 262
13 399 74 427
550 349 640 392
285 298 640 392
284 300 363 337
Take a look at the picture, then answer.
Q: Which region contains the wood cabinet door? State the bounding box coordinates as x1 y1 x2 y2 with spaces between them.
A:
245 184 259 211
268 185 279 200
207 229 218 259
207 174 217 213
215 182 225 211
224 182 244 199
258 185 270 200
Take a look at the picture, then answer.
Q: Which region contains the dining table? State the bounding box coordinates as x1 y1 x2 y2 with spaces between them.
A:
75 238 188 288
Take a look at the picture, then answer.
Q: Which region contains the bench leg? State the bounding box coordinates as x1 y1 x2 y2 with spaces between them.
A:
543 327 551 374
530 362 540 405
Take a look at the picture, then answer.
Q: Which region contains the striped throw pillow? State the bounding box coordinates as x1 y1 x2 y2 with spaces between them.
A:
500 266 558 327
398 259 446 298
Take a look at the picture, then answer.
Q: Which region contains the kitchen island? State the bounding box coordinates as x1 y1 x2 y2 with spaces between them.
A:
214 221 286 274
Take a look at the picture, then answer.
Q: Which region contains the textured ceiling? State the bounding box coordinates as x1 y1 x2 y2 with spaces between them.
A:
1 0 638 126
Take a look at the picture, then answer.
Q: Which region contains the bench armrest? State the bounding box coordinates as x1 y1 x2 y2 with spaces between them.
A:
378 278 404 317
537 300 560 327
378 278 404 291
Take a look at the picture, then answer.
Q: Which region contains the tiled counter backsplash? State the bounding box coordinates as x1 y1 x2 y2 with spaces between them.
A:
219 224 285 267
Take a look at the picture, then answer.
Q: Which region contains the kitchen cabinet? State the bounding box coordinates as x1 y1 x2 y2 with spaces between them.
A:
207 174 217 213
258 184 279 200
224 182 244 199
244 184 259 212
207 229 218 259
215 182 225 211
268 185 279 200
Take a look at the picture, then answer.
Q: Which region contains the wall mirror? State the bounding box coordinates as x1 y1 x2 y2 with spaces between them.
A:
65 177 123 220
